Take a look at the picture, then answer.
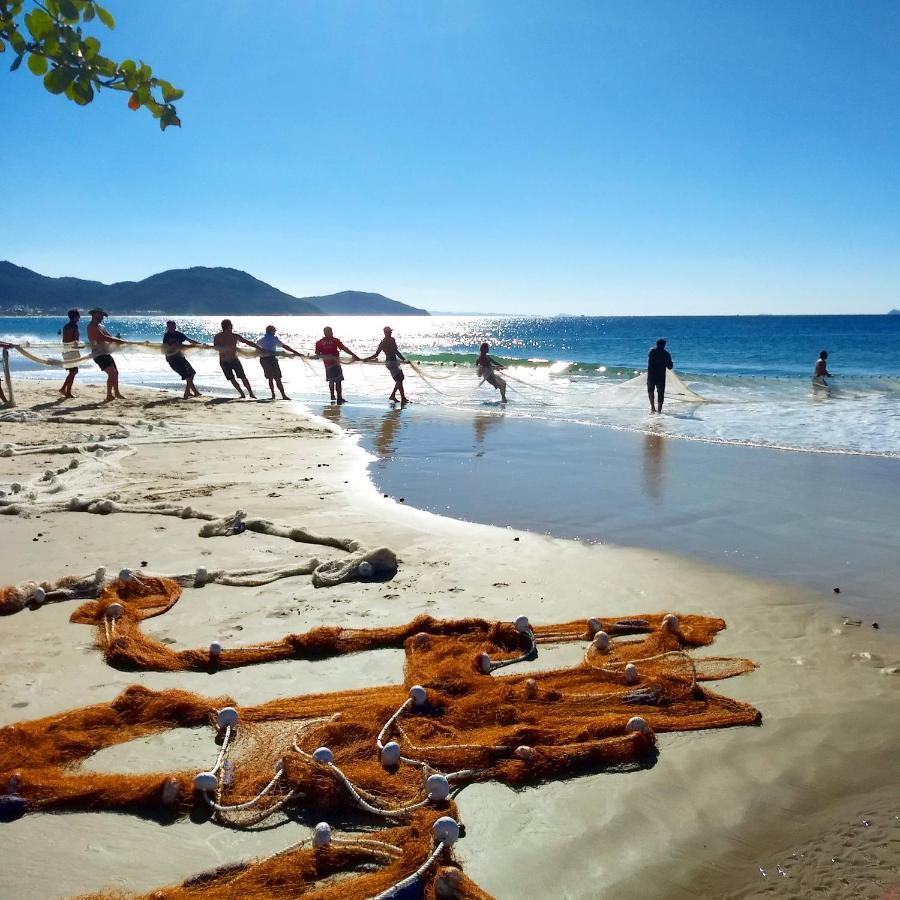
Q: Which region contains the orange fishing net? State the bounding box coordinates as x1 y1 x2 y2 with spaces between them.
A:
0 574 760 899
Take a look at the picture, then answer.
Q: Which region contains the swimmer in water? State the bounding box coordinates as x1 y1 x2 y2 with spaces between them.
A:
812 350 833 396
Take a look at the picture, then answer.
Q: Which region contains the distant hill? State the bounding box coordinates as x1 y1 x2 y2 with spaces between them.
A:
0 262 428 317
310 290 429 316
889 309 900 315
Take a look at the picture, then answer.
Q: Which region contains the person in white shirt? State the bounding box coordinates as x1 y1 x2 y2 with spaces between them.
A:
256 325 301 400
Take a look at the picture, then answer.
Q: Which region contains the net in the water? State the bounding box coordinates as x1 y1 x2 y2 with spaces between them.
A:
0 574 759 898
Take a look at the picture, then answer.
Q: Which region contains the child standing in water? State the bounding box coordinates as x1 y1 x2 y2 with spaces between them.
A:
476 342 507 402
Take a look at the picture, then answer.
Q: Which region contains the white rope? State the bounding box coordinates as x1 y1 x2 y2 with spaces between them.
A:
204 767 284 812
372 841 446 900
488 628 536 671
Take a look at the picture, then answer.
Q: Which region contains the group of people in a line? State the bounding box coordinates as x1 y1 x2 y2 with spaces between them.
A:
34 311 429 405
2 313 837 411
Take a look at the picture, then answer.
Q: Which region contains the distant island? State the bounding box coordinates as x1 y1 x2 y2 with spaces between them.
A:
889 309 900 315
0 261 429 317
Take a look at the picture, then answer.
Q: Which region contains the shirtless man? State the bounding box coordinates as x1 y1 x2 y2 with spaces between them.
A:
812 350 833 396
87 308 125 401
314 326 360 404
365 326 408 404
213 319 257 399
59 309 81 398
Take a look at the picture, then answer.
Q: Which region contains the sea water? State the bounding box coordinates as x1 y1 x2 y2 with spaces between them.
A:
3 313 899 456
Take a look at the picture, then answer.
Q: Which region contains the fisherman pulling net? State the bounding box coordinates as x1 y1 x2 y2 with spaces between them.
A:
0 569 760 899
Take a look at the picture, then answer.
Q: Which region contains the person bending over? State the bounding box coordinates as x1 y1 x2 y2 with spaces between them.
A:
257 325 301 400
647 338 673 414
162 320 202 399
87 308 126 401
213 319 257 399
314 326 360 404
365 326 408 404
59 309 81 399
476 342 507 402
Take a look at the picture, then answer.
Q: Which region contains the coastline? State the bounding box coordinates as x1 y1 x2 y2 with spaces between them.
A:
1 380 898 898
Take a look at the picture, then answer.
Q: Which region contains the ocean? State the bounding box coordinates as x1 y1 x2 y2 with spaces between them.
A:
4 312 900 620
3 313 899 456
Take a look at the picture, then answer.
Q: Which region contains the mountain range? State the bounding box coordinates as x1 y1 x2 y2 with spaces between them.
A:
0 262 429 317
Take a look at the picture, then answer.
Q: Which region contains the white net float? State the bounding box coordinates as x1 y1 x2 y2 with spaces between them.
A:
475 652 492 674
209 641 222 657
193 771 218 793
525 678 538 699
32 587 46 606
626 716 650 735
662 614 679 632
624 663 639 684
592 631 610 651
432 816 460 846
94 566 107 583
426 774 450 802
118 568 133 582
195 567 208 585
380 741 402 767
409 685 427 707
106 603 125 620
411 632 430 651
358 560 374 578
514 615 531 633
217 707 239 729
313 747 334 764
587 617 602 636
312 821 332 848
514 745 534 761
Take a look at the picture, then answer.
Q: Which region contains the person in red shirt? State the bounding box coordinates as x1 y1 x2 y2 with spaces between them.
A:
314 326 360 404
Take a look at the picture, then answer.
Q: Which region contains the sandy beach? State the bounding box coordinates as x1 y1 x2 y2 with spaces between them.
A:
1 380 898 899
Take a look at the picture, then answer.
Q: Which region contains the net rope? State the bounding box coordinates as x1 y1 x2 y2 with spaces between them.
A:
0 571 759 899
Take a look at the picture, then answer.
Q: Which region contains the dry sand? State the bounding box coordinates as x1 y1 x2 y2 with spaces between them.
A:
1 381 898 899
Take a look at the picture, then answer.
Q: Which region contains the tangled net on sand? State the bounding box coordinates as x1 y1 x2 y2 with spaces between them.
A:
0 574 759 898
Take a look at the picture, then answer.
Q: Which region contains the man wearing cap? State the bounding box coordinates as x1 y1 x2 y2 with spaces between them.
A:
365 326 409 404
87 308 126 401
314 326 360 404
256 325 301 400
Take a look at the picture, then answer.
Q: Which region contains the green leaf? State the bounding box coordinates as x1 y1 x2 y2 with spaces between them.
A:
94 3 114 29
8 27 26 54
10 52 23 71
58 0 79 22
83 35 99 58
44 35 60 55
43 65 77 93
24 8 53 39
71 77 94 105
118 58 135 74
94 54 116 76
82 2 95 22
46 0 60 16
27 52 48 75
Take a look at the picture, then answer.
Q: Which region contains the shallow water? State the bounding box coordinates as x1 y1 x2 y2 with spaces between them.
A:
3 314 900 456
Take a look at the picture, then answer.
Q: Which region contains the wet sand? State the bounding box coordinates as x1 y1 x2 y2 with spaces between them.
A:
1 381 898 899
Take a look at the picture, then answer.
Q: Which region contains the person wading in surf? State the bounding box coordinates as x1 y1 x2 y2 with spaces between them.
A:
812 350 834 396
476 342 507 402
647 338 673 414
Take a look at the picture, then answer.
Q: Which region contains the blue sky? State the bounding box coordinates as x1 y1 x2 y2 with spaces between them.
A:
1 0 899 314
